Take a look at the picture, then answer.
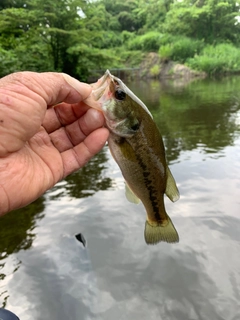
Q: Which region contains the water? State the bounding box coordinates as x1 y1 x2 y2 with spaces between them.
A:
1 76 240 320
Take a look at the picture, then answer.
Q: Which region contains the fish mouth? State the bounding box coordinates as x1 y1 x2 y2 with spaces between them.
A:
84 70 116 111
84 70 126 109
84 69 153 120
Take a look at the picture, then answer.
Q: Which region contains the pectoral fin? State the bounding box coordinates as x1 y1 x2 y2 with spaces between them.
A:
165 167 180 202
144 218 179 245
125 182 141 204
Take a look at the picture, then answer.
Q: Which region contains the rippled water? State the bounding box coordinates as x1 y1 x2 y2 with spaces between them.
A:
1 76 240 320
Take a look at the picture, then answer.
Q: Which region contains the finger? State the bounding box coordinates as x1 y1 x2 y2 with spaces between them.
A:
43 101 91 133
0 72 92 107
0 72 92 155
61 127 109 177
49 108 106 152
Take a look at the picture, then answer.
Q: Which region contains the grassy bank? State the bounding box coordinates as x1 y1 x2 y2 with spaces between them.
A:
124 33 240 76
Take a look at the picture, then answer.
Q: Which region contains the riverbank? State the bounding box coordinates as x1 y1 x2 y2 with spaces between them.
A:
88 53 207 82
139 52 206 80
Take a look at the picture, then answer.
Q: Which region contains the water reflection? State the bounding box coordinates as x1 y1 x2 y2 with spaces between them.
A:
1 76 240 319
0 197 45 256
49 149 112 200
0 197 45 307
129 76 240 162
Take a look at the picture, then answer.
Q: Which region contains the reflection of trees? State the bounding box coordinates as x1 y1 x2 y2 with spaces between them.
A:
0 197 45 256
129 77 240 162
50 148 112 200
0 197 45 307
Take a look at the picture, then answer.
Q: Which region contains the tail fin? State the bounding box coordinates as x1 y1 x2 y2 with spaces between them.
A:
144 218 179 245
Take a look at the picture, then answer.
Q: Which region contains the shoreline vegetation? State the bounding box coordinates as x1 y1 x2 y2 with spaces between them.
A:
1 0 240 81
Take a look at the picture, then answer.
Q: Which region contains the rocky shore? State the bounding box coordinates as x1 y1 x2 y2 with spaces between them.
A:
139 52 206 79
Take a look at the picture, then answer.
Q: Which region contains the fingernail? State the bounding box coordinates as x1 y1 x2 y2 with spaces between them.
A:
61 73 92 99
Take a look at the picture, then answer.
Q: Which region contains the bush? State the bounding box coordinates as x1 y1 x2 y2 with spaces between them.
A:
158 36 203 63
171 37 204 62
0 47 21 77
159 44 172 61
127 31 162 51
158 33 176 46
187 43 240 75
150 64 160 77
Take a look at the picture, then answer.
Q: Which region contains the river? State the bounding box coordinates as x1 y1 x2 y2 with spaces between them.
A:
1 75 240 320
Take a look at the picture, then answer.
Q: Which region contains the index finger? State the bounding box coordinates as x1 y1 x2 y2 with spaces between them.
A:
0 72 92 155
0 71 92 106
42 102 90 133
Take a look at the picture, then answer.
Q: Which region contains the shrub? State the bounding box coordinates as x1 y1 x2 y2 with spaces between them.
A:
187 43 240 75
158 33 176 46
150 64 160 77
0 47 21 77
159 36 204 63
159 44 172 61
127 31 162 51
171 37 204 62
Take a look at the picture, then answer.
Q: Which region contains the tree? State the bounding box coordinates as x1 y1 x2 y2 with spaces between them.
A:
0 0 116 78
133 0 174 33
164 0 240 43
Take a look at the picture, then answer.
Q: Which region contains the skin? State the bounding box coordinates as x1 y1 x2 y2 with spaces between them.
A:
0 72 109 215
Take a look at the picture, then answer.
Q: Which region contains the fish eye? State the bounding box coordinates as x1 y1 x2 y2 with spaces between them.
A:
115 89 126 101
131 122 140 131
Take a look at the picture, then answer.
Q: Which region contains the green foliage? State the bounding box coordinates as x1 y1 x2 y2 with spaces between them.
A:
158 33 176 46
159 36 204 62
1 0 240 77
164 0 240 44
171 37 204 62
159 44 172 61
187 43 240 75
67 44 122 81
133 0 174 32
150 64 160 77
0 47 20 77
127 31 162 51
118 49 144 67
102 0 141 31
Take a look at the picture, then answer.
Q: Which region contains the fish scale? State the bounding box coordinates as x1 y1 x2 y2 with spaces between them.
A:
85 70 180 245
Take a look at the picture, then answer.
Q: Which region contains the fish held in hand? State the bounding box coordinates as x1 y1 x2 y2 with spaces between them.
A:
85 70 180 245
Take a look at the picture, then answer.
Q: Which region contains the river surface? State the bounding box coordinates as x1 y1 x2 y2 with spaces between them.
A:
1 76 240 320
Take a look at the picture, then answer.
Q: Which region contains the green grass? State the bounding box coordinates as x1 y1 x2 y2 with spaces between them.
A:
127 31 162 51
187 43 240 75
158 35 204 62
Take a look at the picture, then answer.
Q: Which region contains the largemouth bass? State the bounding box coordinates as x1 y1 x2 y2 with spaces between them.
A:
85 70 180 245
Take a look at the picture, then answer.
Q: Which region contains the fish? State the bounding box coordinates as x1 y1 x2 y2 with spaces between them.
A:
85 70 180 245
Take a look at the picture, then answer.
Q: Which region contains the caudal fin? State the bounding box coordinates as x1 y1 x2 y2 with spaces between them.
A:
144 218 179 245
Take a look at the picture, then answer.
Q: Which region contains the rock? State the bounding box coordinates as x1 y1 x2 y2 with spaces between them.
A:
140 53 206 79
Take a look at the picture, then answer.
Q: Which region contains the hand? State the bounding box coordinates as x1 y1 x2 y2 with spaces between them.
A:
0 72 109 215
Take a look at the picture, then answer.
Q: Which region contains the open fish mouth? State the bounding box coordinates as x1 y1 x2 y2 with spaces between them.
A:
85 70 152 118
84 70 114 111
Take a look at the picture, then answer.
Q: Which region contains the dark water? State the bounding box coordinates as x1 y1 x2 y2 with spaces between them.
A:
1 76 240 320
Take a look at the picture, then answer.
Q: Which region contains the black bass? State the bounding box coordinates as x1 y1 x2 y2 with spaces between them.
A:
85 70 180 245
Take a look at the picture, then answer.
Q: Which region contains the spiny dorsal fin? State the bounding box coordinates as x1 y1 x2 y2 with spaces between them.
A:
125 182 141 204
144 218 179 245
165 166 180 203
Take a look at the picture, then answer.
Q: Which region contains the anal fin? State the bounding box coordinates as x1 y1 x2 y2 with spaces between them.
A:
165 167 180 202
125 182 141 204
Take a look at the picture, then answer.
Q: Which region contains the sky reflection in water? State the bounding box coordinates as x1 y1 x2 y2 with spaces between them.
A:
0 76 240 320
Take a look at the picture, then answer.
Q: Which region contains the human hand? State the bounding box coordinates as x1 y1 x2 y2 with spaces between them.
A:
0 72 109 215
